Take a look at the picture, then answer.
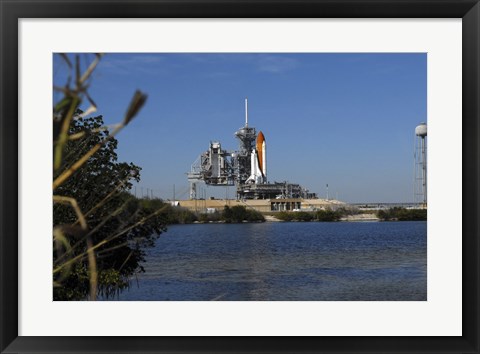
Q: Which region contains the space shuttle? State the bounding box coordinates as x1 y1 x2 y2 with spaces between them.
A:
247 131 267 184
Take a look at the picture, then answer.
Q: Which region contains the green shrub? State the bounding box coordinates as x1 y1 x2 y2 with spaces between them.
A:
197 211 222 223
377 207 427 221
221 205 264 223
295 211 314 222
315 209 341 221
276 211 294 221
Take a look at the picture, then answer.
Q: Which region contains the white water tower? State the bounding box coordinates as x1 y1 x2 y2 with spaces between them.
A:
414 122 427 207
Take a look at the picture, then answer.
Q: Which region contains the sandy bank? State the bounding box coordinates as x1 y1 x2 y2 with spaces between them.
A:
340 213 379 222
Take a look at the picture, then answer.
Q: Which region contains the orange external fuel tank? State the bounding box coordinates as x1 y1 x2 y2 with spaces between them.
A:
256 131 266 177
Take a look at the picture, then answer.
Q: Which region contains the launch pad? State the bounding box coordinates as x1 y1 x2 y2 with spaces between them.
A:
187 99 317 200
236 182 316 200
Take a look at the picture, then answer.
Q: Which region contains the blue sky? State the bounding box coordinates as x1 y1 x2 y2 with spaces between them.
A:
54 53 426 203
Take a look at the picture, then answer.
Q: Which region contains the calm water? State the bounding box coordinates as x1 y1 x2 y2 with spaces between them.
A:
117 221 426 301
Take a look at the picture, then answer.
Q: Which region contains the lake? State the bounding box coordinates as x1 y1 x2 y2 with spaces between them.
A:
117 221 427 301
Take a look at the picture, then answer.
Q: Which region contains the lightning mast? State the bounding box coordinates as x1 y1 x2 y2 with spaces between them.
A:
245 98 248 127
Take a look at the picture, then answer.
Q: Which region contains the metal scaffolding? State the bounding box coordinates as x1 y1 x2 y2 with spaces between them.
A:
187 100 316 200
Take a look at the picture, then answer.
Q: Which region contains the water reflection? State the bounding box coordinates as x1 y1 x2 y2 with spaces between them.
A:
117 221 427 301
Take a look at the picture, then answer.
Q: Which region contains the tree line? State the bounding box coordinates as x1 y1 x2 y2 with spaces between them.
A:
376 207 427 221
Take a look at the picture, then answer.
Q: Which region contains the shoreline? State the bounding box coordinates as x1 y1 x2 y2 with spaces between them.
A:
183 213 428 224
340 213 380 222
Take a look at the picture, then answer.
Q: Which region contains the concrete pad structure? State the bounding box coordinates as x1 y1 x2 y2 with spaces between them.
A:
174 198 346 214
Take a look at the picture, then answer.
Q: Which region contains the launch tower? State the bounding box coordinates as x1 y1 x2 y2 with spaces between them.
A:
187 99 315 200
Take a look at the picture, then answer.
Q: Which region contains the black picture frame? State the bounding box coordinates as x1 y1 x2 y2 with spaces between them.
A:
1 0 479 353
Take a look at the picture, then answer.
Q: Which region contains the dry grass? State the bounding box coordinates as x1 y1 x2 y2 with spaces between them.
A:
53 53 153 300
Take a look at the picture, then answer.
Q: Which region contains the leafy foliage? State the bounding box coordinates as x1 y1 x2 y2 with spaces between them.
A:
53 114 168 300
